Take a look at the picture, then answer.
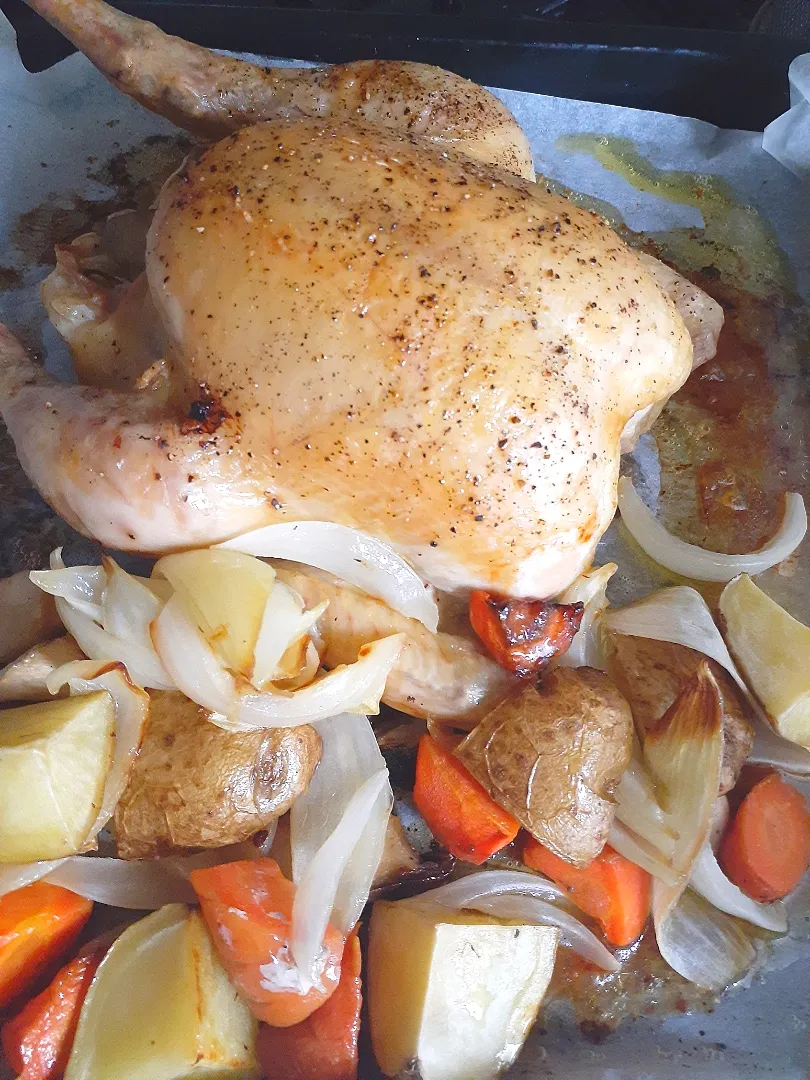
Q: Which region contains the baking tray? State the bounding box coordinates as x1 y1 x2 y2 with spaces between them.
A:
0 3 808 1078
2 0 809 130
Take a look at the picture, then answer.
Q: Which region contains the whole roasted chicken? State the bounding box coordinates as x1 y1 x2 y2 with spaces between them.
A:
0 0 723 599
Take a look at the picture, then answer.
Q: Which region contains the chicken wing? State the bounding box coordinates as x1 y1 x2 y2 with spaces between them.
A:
22 0 535 180
275 563 517 724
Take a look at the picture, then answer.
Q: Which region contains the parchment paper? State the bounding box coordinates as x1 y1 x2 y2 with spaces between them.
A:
0 10 808 1078
764 52 810 178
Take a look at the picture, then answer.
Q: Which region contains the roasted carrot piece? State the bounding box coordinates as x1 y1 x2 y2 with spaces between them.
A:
190 858 344 1027
0 883 92 1009
523 838 651 947
1 935 108 1080
258 929 362 1080
413 735 520 864
719 771 810 902
468 590 583 676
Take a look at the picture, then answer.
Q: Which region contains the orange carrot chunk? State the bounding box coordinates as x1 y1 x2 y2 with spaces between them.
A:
413 734 520 864
719 771 810 902
258 929 362 1080
523 838 651 948
0 883 92 1009
190 858 344 1028
1 936 108 1080
468 590 583 677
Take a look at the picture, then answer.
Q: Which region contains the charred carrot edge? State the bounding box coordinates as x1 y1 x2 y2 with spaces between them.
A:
468 590 583 676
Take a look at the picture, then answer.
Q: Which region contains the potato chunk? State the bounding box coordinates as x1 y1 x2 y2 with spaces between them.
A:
65 904 259 1080
720 573 810 748
114 691 320 858
456 669 632 867
368 901 558 1080
0 692 114 862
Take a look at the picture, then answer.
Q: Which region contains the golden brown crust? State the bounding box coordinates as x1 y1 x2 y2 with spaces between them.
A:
24 0 534 177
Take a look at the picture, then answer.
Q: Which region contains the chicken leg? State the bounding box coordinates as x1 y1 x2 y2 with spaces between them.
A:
22 0 535 180
0 324 271 549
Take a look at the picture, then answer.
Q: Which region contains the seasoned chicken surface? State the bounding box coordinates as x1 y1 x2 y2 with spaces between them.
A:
1 0 716 599
22 0 535 180
0 119 693 596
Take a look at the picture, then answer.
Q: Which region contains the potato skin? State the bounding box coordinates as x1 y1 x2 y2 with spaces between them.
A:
607 636 754 795
114 691 320 858
456 668 632 867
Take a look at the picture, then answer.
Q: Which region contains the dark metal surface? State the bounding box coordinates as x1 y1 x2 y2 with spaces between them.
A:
752 0 810 35
2 0 808 130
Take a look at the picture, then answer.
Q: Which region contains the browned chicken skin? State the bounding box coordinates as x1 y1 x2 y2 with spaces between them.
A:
275 563 517 724
21 0 535 179
0 0 721 601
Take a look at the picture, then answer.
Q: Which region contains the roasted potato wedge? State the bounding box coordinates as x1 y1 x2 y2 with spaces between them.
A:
719 573 810 748
0 635 84 703
65 904 259 1080
369 900 558 1080
0 692 114 862
0 569 62 667
607 635 754 794
456 669 632 867
114 691 320 858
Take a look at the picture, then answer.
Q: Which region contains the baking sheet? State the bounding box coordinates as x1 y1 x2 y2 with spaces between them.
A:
0 11 808 1078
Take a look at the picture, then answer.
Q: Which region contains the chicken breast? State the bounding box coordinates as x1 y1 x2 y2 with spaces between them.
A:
0 118 692 596
2 0 705 599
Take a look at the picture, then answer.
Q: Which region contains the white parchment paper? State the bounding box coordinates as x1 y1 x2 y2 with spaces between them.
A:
0 10 808 1078
764 52 810 178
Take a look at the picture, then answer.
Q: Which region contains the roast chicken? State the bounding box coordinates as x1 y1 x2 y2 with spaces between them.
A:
0 0 723 599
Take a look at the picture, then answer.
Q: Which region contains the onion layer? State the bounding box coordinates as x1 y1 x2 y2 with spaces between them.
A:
0 844 260 906
690 843 787 933
33 555 173 690
557 563 616 669
618 477 807 581
410 870 620 972
151 593 235 716
29 563 104 621
652 883 757 992
230 635 405 729
291 713 392 988
219 521 438 631
608 822 680 886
